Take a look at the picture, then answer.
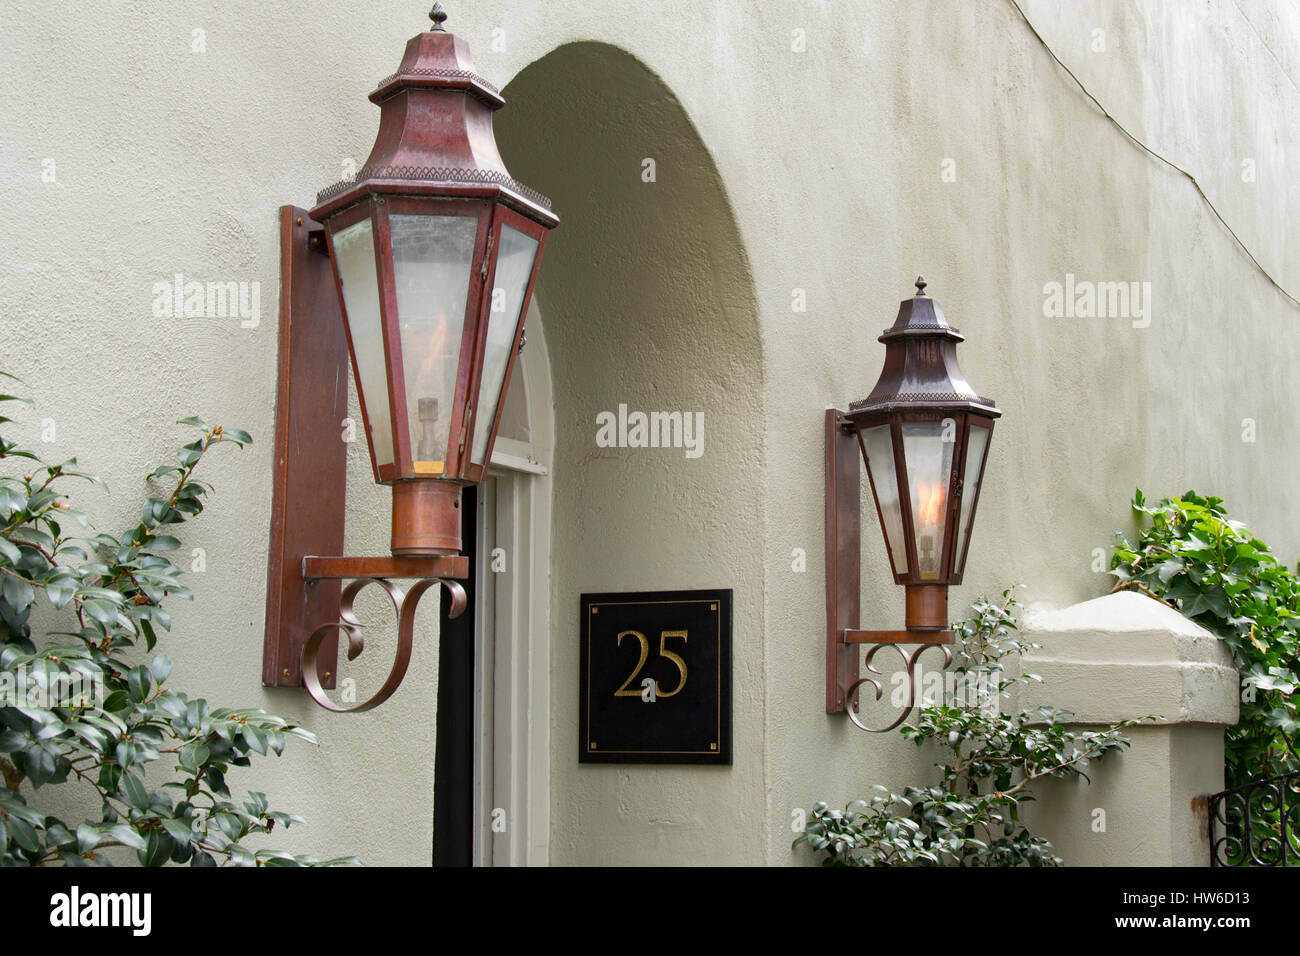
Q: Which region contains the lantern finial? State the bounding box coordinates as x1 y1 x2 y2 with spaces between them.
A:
429 3 448 31
914 276 927 296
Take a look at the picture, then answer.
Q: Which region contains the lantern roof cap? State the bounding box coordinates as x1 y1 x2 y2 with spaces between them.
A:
368 7 504 109
309 5 557 228
847 279 1000 418
878 275 963 344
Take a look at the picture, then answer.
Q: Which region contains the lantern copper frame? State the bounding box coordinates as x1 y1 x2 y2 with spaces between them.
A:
262 4 557 711
825 279 999 732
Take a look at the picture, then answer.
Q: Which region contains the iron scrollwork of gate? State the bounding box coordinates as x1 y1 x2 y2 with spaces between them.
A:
1207 771 1300 866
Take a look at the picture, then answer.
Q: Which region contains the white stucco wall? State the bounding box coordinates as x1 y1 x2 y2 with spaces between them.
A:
2 1 1295 865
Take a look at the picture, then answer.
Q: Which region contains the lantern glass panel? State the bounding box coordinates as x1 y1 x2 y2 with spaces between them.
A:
471 224 539 465
333 218 395 469
859 424 908 575
954 423 991 576
391 214 479 473
901 421 955 580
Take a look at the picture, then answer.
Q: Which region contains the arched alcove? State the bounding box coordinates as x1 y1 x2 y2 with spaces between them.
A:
495 42 768 864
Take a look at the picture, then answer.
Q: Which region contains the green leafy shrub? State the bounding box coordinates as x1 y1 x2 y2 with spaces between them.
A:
795 589 1143 866
1110 489 1299 786
0 373 355 866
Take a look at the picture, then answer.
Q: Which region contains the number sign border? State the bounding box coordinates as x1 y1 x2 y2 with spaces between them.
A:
579 588 733 765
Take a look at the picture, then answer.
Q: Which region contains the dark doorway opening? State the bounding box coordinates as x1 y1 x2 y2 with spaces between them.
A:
433 484 476 866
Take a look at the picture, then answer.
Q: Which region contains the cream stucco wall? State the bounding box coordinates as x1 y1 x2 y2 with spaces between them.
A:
1 1 1296 866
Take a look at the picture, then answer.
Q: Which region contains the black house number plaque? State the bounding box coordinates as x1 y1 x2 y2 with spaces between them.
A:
580 589 732 765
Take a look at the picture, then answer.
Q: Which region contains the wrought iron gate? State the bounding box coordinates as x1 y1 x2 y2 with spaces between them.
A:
1207 771 1300 866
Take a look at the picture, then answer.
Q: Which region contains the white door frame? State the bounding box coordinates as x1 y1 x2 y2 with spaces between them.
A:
472 304 553 866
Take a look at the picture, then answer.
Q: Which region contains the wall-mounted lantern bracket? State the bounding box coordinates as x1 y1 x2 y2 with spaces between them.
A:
262 205 467 707
825 409 954 732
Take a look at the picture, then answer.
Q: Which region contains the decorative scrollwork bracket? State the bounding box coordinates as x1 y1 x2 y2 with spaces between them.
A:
842 637 953 733
296 555 468 713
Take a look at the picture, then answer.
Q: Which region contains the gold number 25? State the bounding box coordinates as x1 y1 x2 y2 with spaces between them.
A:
614 630 688 698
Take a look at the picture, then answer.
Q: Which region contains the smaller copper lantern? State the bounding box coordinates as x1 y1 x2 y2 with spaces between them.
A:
825 278 1000 730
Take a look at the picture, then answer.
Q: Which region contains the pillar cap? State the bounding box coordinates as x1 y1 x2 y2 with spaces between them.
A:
1019 591 1240 725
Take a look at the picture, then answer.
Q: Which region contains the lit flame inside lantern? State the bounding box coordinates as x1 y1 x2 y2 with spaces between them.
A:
915 480 946 575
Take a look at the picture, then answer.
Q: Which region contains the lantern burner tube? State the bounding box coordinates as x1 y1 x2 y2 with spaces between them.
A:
416 398 439 460
391 481 463 556
904 584 948 631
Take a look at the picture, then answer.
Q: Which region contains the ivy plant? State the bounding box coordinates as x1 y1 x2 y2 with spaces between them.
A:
795 589 1144 866
0 373 355 866
1110 488 1299 786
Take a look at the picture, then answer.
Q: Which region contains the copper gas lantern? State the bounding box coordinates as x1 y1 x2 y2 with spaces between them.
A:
825 278 999 731
262 4 556 711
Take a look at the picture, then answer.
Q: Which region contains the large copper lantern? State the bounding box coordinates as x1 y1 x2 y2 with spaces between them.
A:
825 278 1000 731
262 4 556 710
310 2 557 557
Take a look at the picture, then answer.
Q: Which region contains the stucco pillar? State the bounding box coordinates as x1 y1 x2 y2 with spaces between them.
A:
1017 591 1239 867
